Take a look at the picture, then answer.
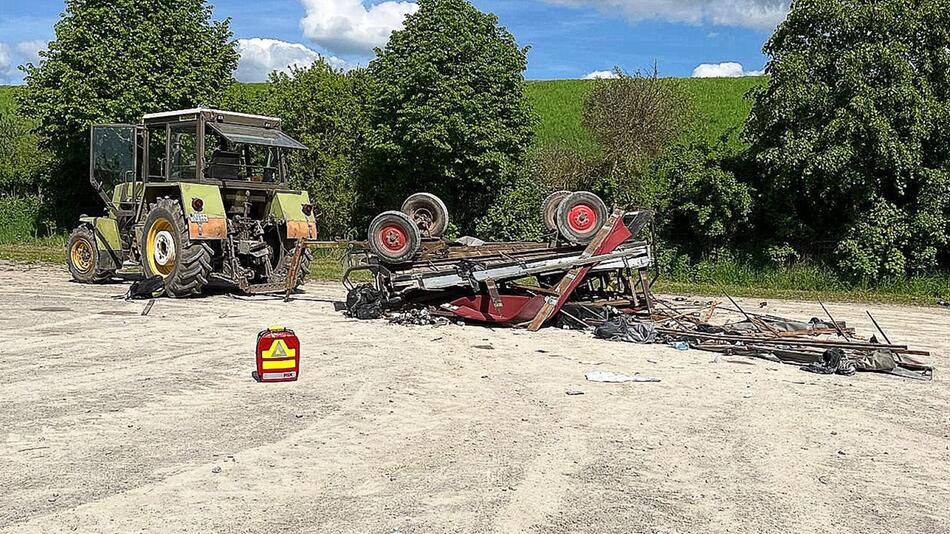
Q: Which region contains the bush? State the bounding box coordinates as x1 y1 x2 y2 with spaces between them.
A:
835 199 910 281
475 168 548 242
582 68 694 211
0 99 48 198
0 196 43 243
583 67 692 171
653 135 752 258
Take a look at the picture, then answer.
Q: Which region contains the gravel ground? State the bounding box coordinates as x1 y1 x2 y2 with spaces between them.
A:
1 262 948 534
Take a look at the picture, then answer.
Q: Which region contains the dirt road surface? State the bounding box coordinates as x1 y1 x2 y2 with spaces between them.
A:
1 262 948 534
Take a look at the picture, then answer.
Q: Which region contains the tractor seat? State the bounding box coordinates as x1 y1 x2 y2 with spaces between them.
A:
209 150 242 180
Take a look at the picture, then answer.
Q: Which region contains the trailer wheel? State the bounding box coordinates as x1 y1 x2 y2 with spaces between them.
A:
541 190 571 232
556 191 608 244
66 226 115 283
401 192 449 238
368 211 422 264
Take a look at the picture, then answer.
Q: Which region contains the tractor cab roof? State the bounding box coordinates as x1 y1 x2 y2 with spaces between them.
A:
141 108 307 150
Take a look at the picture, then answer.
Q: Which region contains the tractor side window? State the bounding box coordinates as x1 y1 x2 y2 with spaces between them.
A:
92 126 135 195
148 127 167 180
169 124 198 181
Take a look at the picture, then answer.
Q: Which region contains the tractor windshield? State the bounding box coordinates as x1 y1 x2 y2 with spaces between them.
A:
204 123 306 183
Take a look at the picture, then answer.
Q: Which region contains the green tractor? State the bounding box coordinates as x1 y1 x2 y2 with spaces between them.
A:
66 108 317 297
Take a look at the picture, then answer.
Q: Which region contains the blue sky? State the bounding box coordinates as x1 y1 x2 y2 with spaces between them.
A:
0 0 788 84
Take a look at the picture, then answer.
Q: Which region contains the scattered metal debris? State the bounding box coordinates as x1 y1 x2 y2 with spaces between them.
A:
648 295 934 381
388 308 449 326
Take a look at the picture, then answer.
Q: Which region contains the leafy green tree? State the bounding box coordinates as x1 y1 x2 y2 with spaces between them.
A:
745 0 950 281
19 0 239 226
262 63 367 239
363 0 534 232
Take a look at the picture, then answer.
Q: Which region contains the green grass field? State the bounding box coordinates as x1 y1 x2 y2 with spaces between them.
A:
0 85 19 110
524 77 766 153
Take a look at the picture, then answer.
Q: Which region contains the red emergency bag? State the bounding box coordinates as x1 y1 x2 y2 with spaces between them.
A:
256 327 300 383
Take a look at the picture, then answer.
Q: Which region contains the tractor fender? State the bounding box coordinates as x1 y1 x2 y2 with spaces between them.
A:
143 183 228 241
267 191 318 240
78 216 123 270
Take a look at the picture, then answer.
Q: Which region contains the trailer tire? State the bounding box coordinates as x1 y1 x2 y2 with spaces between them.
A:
368 211 422 264
556 191 608 245
66 225 115 283
401 192 449 238
541 190 571 232
140 197 212 298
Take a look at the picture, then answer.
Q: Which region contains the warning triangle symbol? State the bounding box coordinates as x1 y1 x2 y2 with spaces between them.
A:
271 342 288 358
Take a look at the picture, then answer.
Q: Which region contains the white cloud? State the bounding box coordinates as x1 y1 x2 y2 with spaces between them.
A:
0 43 12 83
300 0 418 56
235 38 350 82
545 0 790 30
0 40 48 84
582 70 619 80
692 62 763 77
15 40 46 65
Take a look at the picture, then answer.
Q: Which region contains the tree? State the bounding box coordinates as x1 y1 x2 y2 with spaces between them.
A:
19 0 239 227
582 68 693 209
262 63 367 239
363 0 535 233
745 0 950 281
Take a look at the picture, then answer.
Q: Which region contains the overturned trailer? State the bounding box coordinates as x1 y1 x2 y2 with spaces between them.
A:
344 191 659 329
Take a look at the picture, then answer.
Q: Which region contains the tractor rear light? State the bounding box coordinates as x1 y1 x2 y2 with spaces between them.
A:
301 204 313 216
192 198 204 212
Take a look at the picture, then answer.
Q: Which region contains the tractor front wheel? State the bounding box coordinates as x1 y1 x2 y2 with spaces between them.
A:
140 198 212 298
66 226 115 283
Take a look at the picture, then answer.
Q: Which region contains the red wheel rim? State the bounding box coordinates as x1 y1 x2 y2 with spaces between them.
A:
379 224 409 254
567 204 597 233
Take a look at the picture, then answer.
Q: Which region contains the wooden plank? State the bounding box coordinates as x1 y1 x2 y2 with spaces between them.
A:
527 209 624 331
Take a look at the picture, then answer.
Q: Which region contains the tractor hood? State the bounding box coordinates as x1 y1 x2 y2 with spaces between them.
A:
208 122 308 150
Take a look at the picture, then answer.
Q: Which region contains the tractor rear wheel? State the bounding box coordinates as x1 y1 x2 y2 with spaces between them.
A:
368 210 422 264
556 191 608 245
140 198 212 298
66 226 115 283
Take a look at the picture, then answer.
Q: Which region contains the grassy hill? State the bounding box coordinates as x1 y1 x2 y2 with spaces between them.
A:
525 77 766 153
3 76 766 149
0 85 18 109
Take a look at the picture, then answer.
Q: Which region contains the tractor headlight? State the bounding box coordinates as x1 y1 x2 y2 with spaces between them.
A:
301 204 314 216
192 198 204 212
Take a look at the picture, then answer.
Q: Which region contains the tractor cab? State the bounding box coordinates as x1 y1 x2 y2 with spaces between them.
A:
70 109 317 297
89 109 307 216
